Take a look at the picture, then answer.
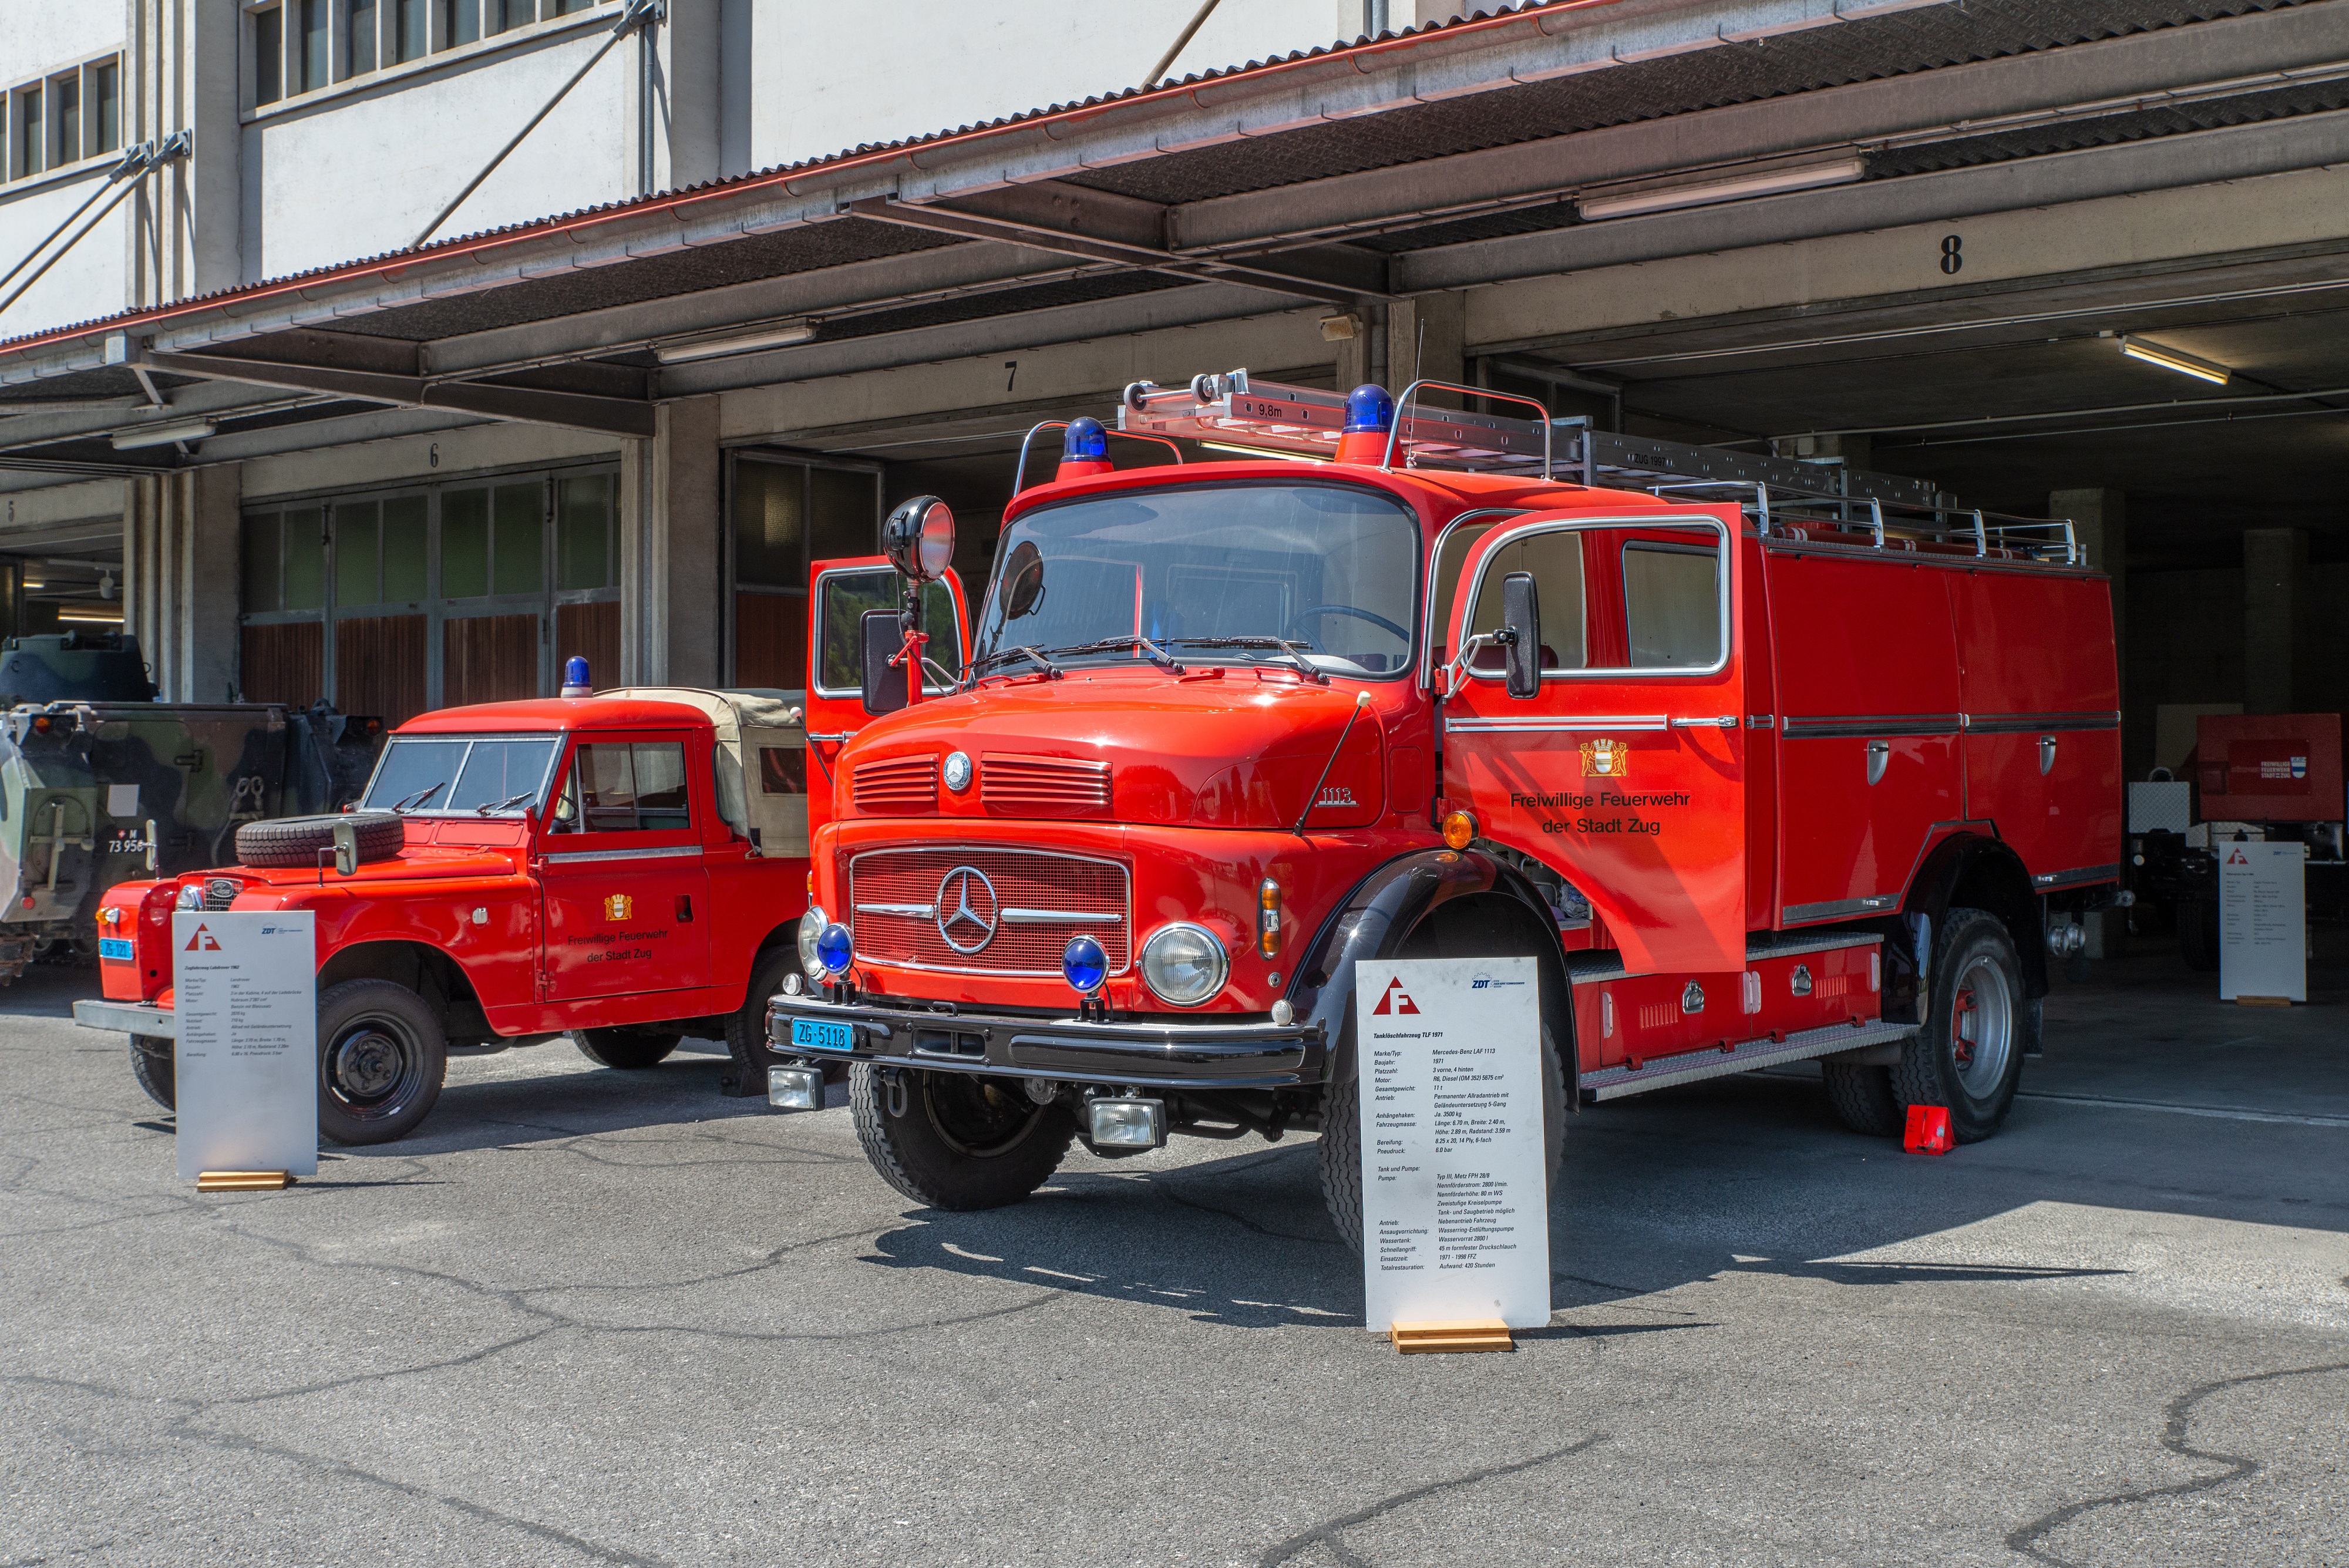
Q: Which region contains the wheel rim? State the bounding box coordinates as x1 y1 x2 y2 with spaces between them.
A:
1948 952 2014 1098
322 1015 429 1121
920 1073 1044 1158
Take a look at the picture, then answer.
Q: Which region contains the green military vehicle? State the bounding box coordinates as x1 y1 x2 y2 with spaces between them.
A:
0 632 382 981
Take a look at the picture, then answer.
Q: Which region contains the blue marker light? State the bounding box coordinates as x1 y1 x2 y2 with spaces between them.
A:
1342 383 1395 433
1064 418 1109 461
1062 934 1108 995
816 923 854 975
561 655 592 698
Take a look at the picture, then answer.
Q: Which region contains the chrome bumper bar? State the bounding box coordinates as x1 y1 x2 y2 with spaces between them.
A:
765 991 1327 1091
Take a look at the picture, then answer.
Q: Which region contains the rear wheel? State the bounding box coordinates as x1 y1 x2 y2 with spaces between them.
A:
1891 908 2027 1143
2178 893 2219 972
850 1065 1075 1210
129 1034 174 1111
317 980 447 1145
574 1028 681 1070
1821 1061 1901 1136
721 947 800 1096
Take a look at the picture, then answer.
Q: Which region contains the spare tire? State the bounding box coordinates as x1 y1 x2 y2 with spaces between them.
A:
235 812 406 869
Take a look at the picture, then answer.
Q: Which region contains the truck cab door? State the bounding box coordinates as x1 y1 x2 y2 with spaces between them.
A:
1441 508 1746 975
802 555 970 837
537 730 714 1001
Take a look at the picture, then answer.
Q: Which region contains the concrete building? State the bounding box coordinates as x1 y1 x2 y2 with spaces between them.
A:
0 0 2338 796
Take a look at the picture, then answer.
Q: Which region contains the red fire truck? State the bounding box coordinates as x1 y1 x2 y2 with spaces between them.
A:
762 372 2121 1242
73 686 813 1143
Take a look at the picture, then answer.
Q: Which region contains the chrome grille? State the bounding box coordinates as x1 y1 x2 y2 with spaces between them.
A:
853 754 938 812
981 753 1110 816
848 846 1129 976
204 877 240 911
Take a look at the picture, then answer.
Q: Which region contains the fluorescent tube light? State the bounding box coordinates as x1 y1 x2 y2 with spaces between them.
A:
2118 335 2230 386
653 321 817 363
110 418 216 450
1577 156 1869 221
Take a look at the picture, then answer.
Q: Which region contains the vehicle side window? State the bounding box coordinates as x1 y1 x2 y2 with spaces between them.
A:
817 571 962 694
1622 543 1721 668
568 741 691 832
1468 531 1587 672
759 746 806 793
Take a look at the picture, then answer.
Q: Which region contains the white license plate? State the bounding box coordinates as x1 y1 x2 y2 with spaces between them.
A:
790 1018 856 1053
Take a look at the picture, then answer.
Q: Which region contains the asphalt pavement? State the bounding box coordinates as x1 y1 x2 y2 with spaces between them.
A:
4 946 2345 1568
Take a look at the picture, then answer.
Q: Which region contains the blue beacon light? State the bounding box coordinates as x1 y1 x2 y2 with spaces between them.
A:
561 655 592 697
816 923 854 975
1335 384 1395 463
1056 416 1115 480
1062 934 1108 995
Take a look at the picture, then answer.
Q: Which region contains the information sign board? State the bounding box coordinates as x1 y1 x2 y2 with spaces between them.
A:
2219 842 2306 1003
173 911 318 1179
1355 956 1550 1332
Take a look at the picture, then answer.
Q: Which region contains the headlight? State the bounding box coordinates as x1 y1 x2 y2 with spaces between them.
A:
797 906 829 978
1140 922 1228 1007
174 884 204 911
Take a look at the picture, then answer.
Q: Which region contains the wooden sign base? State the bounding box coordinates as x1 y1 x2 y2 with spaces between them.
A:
1389 1319 1514 1354
197 1170 295 1192
2234 996 2292 1008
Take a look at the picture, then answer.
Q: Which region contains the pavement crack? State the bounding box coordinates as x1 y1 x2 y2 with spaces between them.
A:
1256 1434 1607 1567
2005 1360 2349 1566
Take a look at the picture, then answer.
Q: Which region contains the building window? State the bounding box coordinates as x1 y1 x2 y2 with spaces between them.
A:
397 0 429 62
14 88 41 179
346 0 378 77
240 466 619 725
50 73 78 167
300 0 329 94
254 8 284 105
729 455 881 694
91 62 119 154
443 0 480 47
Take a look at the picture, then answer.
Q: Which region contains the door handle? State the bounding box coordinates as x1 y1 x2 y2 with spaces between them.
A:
2038 735 2057 776
1866 739 1890 786
675 894 694 922
1671 716 1737 729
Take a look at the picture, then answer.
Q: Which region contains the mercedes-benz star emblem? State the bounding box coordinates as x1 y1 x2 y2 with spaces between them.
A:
935 866 999 954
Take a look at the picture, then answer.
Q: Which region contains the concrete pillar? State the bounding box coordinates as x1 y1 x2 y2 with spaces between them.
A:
621 398 722 688
642 0 721 197
2050 488 2128 960
2241 526 2309 715
126 464 240 703
1387 292 1465 405
127 0 241 304
1327 313 1371 395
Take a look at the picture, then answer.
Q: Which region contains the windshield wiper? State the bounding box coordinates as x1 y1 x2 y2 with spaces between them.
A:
968 644 1064 680
476 790 536 816
1162 637 1328 685
1029 636 1191 672
389 782 445 813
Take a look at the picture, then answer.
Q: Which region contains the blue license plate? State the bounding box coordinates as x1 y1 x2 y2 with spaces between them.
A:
791 1018 856 1053
99 938 135 961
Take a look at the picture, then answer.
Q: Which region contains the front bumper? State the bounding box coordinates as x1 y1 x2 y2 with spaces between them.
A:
74 999 176 1038
766 990 1327 1091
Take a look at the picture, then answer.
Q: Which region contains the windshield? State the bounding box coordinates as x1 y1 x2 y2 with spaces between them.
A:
359 735 561 815
976 483 1419 678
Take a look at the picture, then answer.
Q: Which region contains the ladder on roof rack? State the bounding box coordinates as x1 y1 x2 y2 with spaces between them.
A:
1115 370 2081 567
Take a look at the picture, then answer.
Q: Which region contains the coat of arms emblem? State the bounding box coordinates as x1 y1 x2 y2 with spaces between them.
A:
1580 738 1629 779
604 894 632 922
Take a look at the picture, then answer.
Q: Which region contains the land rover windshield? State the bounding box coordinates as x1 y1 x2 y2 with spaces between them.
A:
359 735 561 815
975 483 1418 678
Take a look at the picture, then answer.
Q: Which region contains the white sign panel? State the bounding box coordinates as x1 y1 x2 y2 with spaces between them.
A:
1356 955 1550 1331
174 911 318 1179
2219 842 2306 1003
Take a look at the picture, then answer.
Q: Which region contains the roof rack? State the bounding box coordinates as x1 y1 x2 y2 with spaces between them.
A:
1116 370 2081 567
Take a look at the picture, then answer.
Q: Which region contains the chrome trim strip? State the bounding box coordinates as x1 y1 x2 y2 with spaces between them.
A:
854 902 935 918
2033 863 2121 889
1967 711 2122 735
1783 893 1901 923
542 844 704 864
1782 714 1964 739
1581 1017 1920 1101
1445 714 1669 733
1001 909 1123 924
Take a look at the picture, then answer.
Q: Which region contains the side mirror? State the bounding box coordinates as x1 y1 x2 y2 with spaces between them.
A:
1500 571 1542 700
881 496 955 583
859 608 908 717
331 817 359 877
1002 539 1045 621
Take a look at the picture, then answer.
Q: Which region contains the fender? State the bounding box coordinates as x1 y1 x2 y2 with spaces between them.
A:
1896 830 2047 1014
1287 847 1570 1086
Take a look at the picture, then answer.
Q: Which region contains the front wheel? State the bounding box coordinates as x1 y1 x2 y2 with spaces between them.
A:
318 980 447 1145
130 1034 174 1111
1892 908 2027 1142
849 1065 1075 1211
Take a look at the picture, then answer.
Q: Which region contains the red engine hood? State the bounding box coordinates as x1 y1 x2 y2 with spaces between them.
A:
841 668 1386 830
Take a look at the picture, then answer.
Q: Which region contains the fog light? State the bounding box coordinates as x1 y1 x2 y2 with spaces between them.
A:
1062 934 1108 994
768 1065 823 1111
1086 1097 1166 1149
797 906 829 978
780 971 805 997
816 923 854 975
1442 809 1478 850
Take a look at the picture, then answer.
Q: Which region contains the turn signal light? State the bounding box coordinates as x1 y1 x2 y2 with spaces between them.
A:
1257 878 1281 958
1442 809 1478 850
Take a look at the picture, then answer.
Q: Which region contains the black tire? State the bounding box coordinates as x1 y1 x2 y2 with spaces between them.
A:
721 947 800 1096
2178 894 2219 972
574 1028 681 1069
237 812 404 869
1821 1061 1901 1136
1890 908 2027 1143
317 979 447 1145
1318 1014 1567 1254
849 1065 1075 1210
130 1034 174 1111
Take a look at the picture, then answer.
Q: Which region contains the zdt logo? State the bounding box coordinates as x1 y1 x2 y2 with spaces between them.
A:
183 924 220 951
1372 977 1419 1015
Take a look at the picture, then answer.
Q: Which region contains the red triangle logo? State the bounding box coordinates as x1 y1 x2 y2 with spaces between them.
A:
1372 977 1418 1016
184 923 220 951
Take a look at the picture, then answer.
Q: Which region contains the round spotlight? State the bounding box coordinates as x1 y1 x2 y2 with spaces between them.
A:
1140 922 1229 1007
797 906 829 978
1062 934 1108 995
816 923 854 976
